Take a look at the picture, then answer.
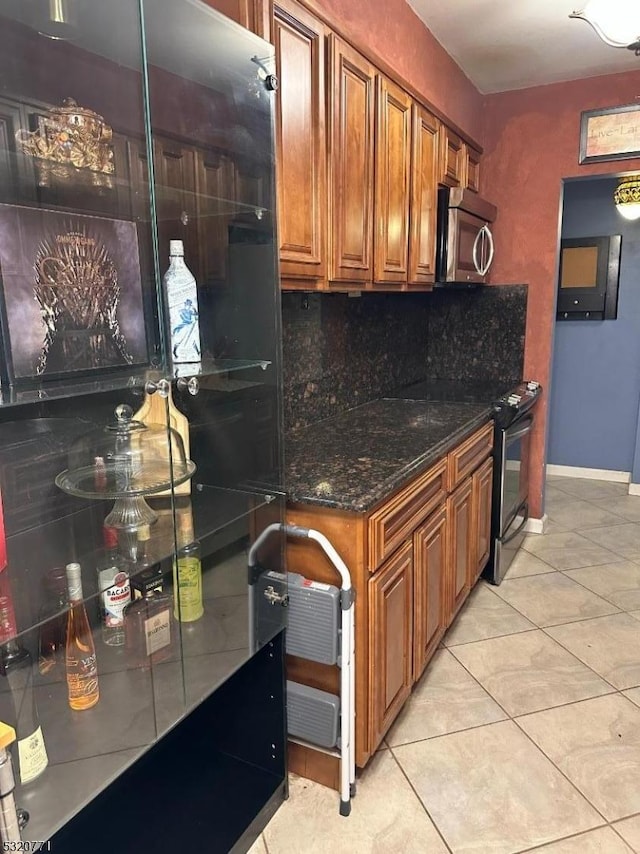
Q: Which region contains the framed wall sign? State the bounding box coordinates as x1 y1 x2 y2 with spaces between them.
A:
0 203 150 384
579 104 640 164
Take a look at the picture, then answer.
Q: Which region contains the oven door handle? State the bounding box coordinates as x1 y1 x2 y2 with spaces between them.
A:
504 416 534 443
502 503 529 544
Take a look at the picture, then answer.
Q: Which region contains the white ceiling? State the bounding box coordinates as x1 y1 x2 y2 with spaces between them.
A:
408 0 640 94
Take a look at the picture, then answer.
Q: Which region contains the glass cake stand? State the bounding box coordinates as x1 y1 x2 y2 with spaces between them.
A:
55 403 196 536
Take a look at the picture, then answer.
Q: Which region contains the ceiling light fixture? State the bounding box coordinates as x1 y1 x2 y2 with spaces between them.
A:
570 0 640 54
614 175 640 220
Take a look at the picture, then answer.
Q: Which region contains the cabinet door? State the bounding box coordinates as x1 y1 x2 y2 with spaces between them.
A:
201 0 266 33
274 0 327 282
0 98 29 203
465 144 481 194
153 138 198 266
413 506 447 681
439 126 464 188
408 104 439 287
373 76 411 285
194 149 235 286
328 35 376 285
472 457 493 583
369 540 413 749
447 477 473 621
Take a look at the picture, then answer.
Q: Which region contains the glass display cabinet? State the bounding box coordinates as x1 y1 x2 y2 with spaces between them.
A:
0 0 286 850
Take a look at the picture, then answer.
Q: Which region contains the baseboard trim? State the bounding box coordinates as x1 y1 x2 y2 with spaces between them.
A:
546 464 630 483
629 483 640 496
524 514 548 534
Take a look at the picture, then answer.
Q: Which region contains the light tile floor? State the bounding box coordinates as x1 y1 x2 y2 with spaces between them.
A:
250 475 640 854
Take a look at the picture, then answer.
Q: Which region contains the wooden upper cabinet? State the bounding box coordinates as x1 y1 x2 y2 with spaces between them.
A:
201 0 269 34
413 506 447 682
328 36 376 285
373 76 412 285
368 540 413 751
274 0 327 282
439 125 465 188
465 144 481 193
408 104 439 287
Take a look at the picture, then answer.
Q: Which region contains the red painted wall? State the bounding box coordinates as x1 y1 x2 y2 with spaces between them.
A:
482 72 640 517
306 0 484 142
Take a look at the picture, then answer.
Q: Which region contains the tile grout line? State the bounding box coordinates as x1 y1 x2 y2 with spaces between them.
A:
386 744 454 854
537 620 638 694
510 713 611 826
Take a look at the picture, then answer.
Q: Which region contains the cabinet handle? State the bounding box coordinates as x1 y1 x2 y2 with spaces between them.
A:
478 225 494 276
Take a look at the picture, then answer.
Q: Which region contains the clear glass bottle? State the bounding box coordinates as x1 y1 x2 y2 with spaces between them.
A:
38 567 68 677
65 562 100 711
0 597 48 784
172 502 203 622
124 564 176 670
96 525 130 646
163 239 201 364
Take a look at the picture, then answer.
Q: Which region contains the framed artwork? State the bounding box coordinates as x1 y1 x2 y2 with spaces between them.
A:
556 235 621 321
579 104 640 164
0 204 150 384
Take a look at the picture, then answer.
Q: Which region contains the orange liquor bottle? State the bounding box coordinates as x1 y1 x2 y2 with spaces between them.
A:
65 562 100 711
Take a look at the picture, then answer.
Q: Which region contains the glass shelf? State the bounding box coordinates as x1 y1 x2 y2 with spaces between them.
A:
5 484 281 642
0 358 272 409
0 146 273 220
20 545 262 843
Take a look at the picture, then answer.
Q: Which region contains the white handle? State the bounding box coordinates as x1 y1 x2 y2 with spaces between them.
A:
479 225 494 276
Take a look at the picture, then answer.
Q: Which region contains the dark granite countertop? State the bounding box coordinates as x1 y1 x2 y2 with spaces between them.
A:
285 395 496 513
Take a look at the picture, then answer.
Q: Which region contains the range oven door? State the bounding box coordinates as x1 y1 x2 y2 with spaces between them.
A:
501 414 533 534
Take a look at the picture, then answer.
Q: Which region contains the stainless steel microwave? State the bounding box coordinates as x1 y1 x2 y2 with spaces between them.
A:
435 187 497 286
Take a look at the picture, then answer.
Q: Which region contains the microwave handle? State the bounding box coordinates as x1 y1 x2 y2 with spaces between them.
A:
472 228 483 274
479 225 495 276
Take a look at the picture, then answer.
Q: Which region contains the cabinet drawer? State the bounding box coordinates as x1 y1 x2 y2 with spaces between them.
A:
368 459 447 571
447 422 494 492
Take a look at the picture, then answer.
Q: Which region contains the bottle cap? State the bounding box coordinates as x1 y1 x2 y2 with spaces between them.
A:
169 240 184 257
102 526 118 550
65 562 83 601
176 503 194 546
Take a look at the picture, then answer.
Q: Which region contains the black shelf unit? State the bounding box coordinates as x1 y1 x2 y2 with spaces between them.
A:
50 631 287 854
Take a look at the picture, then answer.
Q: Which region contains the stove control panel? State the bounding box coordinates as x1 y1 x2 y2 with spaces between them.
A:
492 380 542 427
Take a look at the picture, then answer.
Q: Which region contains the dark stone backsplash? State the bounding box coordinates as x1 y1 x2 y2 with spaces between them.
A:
425 286 526 382
282 285 527 432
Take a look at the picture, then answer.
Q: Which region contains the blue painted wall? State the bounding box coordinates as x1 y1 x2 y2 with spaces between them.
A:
547 177 640 473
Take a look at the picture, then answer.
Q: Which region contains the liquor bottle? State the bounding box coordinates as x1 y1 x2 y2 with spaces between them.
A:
65 563 99 711
123 564 176 670
96 525 130 647
172 502 203 622
163 240 201 364
0 597 48 784
38 567 68 677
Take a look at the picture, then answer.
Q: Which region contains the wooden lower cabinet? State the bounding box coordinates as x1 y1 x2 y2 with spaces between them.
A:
447 476 473 620
368 540 413 750
285 423 493 784
472 457 493 582
413 506 447 681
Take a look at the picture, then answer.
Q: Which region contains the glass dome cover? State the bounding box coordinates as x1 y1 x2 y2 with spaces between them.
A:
55 403 196 499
